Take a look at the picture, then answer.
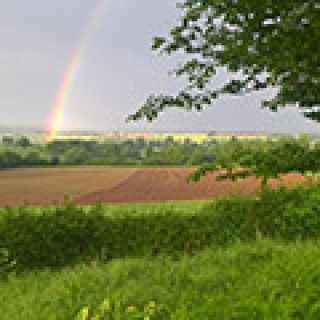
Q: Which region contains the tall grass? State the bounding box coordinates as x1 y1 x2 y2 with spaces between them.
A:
2 237 320 319
2 180 320 319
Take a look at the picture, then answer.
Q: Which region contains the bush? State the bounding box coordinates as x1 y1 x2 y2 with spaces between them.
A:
0 248 16 280
200 181 320 244
2 182 320 274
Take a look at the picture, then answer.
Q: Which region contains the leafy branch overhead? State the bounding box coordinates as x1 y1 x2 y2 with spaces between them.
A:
128 1 320 122
188 135 320 189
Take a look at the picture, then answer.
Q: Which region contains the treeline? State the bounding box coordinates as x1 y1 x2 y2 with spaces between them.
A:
0 135 230 169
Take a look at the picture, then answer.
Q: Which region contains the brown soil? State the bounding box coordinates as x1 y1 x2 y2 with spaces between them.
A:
75 168 319 205
0 167 137 207
0 167 317 207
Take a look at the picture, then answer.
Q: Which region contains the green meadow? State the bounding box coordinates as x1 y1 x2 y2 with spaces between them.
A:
2 180 320 319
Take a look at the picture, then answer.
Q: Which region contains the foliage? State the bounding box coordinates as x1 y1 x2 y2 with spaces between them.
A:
3 234 320 319
63 147 92 165
3 182 320 318
129 1 320 122
189 134 320 189
0 137 227 168
2 136 15 146
3 133 320 319
16 136 32 148
0 133 288 169
0 145 54 169
2 180 320 274
0 248 16 280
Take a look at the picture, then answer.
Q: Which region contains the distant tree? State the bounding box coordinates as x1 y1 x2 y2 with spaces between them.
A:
135 138 146 149
51 156 60 166
188 150 201 165
161 144 187 164
208 131 216 137
0 150 21 168
128 1 320 122
2 136 14 146
63 147 90 165
23 151 45 166
16 136 32 148
46 140 68 154
165 136 175 145
201 155 216 163
209 139 217 145
149 140 161 148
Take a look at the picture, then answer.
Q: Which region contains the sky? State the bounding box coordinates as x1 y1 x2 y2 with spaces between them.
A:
1 0 320 134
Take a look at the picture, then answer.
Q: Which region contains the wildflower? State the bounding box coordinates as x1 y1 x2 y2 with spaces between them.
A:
101 299 111 312
81 307 89 320
127 306 137 312
144 300 156 316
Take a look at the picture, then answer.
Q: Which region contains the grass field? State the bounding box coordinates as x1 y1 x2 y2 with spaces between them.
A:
0 167 317 207
3 237 320 319
2 180 320 319
2 163 320 319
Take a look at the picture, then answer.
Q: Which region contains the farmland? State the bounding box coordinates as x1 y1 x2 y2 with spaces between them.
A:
3 131 277 144
0 167 137 207
52 131 275 144
3 135 320 319
2 174 320 319
0 167 317 207
2 0 319 316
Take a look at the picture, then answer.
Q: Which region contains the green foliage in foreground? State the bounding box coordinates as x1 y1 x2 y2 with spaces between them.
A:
0 248 16 280
2 237 320 319
129 1 320 122
3 182 320 318
1 180 320 275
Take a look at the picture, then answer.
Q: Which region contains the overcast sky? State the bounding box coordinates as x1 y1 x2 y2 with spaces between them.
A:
1 0 320 134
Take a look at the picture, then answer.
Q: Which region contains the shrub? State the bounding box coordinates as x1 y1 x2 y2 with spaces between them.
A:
3 182 320 274
199 181 320 244
0 248 16 280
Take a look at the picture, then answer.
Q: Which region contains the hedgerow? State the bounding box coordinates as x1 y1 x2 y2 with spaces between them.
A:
1 179 320 274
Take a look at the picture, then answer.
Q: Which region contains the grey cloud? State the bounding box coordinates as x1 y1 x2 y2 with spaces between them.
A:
0 0 319 134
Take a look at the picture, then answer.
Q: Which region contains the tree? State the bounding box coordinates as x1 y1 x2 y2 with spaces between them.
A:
2 136 14 146
164 136 175 145
128 1 320 122
51 156 60 166
63 147 90 165
16 136 32 148
135 138 147 149
23 150 46 166
189 135 320 191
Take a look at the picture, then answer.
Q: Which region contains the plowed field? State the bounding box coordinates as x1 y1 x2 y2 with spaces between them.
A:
0 167 318 207
0 167 137 207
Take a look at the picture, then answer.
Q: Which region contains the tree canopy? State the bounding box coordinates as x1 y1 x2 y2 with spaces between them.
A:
128 0 320 122
189 134 320 190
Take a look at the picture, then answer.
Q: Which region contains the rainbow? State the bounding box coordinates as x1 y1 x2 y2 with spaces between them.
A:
46 0 108 141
